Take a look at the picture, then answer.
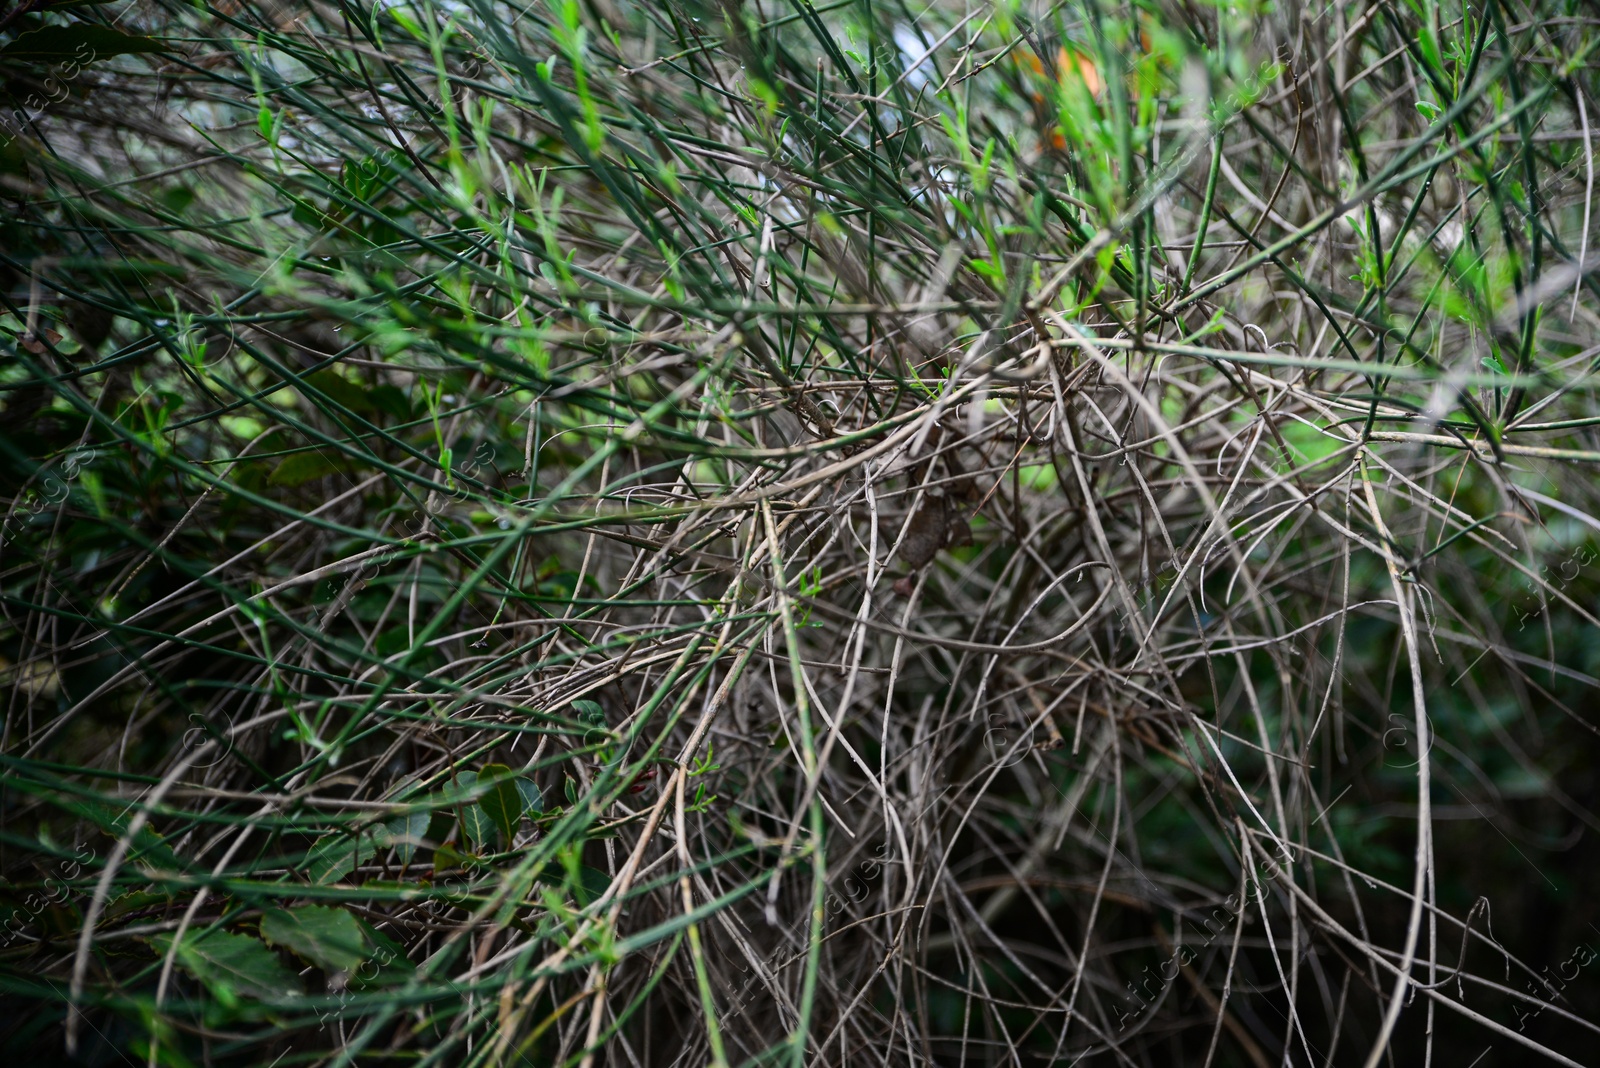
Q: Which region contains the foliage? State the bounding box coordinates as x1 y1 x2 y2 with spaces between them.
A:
1 0 1599 1064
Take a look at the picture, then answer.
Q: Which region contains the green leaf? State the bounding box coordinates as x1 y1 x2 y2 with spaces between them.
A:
377 809 431 865
101 811 181 870
369 384 412 420
433 840 474 871
105 889 170 921
477 763 522 843
578 865 611 905
290 199 326 229
161 185 195 214
1416 24 1442 74
533 858 611 905
515 777 544 816
302 369 370 414
571 699 606 725
306 832 375 884
460 803 494 845
150 929 299 1000
0 138 29 181
261 905 368 973
0 24 167 62
348 922 415 988
454 772 494 846
573 699 613 760
269 452 340 487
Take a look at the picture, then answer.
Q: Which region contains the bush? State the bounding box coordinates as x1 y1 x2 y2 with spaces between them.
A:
2 0 1599 1064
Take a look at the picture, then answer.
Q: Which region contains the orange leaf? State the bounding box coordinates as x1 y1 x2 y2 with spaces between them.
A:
1056 46 1103 98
